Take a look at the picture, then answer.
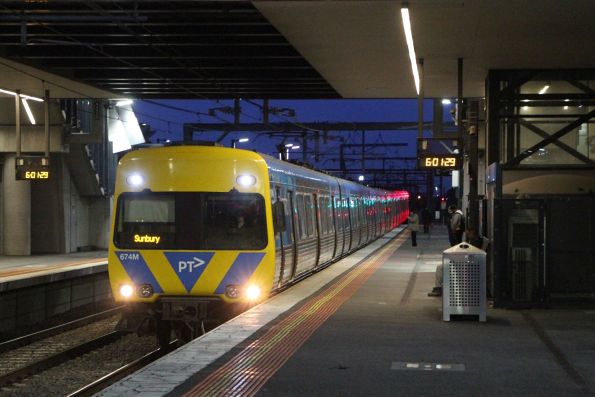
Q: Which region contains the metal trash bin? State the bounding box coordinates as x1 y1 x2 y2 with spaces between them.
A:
442 243 486 322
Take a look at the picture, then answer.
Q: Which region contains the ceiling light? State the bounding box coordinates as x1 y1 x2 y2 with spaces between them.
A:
116 99 133 107
401 6 420 95
564 106 569 110
285 143 294 148
238 137 249 143
538 85 549 95
441 99 451 105
0 88 44 102
21 99 36 125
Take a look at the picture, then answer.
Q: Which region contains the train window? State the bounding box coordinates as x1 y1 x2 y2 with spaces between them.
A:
296 194 306 239
273 201 286 232
205 194 267 249
342 198 349 230
318 196 326 235
350 197 359 228
325 196 332 235
304 195 314 237
273 187 286 232
114 192 267 250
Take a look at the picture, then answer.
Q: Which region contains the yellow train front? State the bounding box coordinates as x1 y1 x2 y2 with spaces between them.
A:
109 144 409 345
108 145 275 344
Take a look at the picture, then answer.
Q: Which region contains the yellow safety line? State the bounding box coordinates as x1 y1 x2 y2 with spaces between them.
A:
185 233 407 397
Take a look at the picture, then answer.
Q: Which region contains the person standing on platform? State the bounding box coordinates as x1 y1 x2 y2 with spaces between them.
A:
448 204 464 246
408 209 420 247
422 207 431 233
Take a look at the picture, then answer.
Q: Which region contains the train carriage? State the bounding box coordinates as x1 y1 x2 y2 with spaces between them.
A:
108 145 408 345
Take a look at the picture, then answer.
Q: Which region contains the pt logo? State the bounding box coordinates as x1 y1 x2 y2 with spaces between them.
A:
164 252 215 292
178 257 205 273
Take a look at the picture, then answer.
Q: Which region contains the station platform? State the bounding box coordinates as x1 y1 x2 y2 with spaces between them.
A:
99 225 595 397
0 251 109 335
0 251 107 292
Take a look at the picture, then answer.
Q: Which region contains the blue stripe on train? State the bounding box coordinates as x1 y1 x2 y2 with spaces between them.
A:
215 252 266 294
116 251 163 293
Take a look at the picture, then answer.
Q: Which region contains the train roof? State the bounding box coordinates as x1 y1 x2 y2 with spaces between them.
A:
122 145 408 199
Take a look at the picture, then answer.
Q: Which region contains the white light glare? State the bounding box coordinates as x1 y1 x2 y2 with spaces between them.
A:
358 175 365 182
538 85 549 95
126 173 144 186
245 285 261 300
120 284 134 298
21 99 36 125
0 88 44 102
291 145 300 150
401 7 420 95
236 174 257 187
238 137 250 143
285 143 294 148
116 99 134 107
441 99 452 105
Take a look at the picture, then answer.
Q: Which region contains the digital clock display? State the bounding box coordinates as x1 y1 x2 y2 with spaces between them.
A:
418 155 459 169
24 171 49 179
15 156 50 180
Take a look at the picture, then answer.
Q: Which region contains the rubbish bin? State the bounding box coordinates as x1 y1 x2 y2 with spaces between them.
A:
442 243 486 322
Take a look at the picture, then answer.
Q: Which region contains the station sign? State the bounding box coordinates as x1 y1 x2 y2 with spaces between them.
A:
15 156 50 180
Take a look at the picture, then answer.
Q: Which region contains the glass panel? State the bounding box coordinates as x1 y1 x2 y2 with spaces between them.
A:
115 192 266 250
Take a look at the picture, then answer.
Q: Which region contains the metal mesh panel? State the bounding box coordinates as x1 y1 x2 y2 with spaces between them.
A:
448 259 481 307
442 244 486 322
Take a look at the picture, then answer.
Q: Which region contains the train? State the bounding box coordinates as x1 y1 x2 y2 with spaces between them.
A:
108 144 409 345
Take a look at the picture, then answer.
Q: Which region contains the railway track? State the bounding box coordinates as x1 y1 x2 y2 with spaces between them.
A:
0 331 126 389
0 307 122 354
67 341 177 397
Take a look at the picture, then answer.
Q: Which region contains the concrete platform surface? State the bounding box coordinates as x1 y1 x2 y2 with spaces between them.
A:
98 226 595 397
0 251 107 291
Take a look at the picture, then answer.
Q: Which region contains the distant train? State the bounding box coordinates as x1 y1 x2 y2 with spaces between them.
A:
108 145 409 345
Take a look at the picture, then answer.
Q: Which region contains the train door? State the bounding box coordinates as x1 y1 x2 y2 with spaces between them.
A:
283 190 298 283
333 196 344 257
274 187 296 288
344 197 352 251
272 186 284 287
312 193 321 268
331 195 339 259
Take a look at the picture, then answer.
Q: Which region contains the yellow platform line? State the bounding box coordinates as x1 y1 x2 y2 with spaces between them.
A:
184 232 407 397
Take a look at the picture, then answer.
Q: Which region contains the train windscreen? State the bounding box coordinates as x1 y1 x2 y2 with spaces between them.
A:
114 192 267 250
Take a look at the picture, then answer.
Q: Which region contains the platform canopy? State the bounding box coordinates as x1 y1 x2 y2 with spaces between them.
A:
0 0 593 100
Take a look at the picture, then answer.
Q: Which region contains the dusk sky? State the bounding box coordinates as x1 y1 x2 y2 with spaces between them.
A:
133 98 454 194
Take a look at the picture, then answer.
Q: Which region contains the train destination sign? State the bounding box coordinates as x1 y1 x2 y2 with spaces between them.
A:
15 156 50 180
418 155 459 169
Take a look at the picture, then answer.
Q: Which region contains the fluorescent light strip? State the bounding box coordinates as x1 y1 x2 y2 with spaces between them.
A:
21 99 36 125
401 7 420 95
21 94 44 102
116 99 133 107
0 88 44 102
538 85 549 95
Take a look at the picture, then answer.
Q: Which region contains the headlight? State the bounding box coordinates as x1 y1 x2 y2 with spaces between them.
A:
126 173 144 187
245 285 261 300
119 284 134 298
236 174 256 187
